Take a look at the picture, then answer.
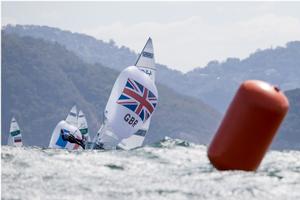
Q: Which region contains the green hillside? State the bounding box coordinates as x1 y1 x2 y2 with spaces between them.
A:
273 88 300 150
1 33 221 146
4 25 300 113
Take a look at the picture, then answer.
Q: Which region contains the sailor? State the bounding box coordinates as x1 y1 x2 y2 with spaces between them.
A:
60 129 85 149
49 120 84 150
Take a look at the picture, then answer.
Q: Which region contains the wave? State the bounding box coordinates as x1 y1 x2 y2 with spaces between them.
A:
149 137 191 148
2 139 300 200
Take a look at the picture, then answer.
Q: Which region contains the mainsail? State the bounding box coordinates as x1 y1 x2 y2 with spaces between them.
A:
135 37 156 81
78 110 91 144
66 105 78 127
8 117 23 147
93 38 158 150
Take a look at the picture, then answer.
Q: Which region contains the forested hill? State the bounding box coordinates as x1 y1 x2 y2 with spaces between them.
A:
273 88 300 150
1 33 221 146
3 24 300 113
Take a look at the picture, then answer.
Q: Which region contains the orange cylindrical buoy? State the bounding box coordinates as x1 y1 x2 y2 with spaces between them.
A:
208 80 289 171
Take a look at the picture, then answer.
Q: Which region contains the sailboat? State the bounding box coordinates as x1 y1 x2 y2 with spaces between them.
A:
118 38 156 150
7 117 23 147
48 120 83 150
48 105 83 150
78 110 92 148
93 38 158 150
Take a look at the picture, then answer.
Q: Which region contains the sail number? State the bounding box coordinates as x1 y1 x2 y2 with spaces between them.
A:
141 69 152 76
124 113 138 127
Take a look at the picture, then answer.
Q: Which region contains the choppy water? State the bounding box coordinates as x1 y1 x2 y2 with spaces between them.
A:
2 138 300 200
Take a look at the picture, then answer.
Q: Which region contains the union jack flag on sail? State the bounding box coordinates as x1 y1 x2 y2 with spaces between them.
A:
117 78 157 122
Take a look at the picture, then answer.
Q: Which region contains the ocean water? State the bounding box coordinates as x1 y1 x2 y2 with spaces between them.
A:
2 138 300 200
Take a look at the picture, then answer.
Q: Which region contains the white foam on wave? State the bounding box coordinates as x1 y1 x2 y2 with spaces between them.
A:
2 143 300 200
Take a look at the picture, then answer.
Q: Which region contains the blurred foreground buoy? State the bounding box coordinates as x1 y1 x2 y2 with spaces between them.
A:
208 80 289 171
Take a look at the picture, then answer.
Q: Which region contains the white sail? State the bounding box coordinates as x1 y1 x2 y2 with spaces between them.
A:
78 110 91 143
49 120 83 150
66 105 78 127
118 118 150 150
93 65 158 150
8 117 23 147
117 38 157 150
135 37 156 81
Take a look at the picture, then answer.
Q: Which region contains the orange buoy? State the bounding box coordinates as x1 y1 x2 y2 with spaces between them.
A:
208 80 289 171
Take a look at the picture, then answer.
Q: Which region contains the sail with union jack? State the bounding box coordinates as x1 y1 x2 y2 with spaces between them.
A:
117 78 157 122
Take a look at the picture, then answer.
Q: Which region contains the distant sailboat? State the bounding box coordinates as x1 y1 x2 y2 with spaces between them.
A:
48 120 83 150
78 110 92 148
49 105 84 150
7 117 23 147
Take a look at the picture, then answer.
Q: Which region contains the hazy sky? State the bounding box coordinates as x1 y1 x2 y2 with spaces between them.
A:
2 2 300 72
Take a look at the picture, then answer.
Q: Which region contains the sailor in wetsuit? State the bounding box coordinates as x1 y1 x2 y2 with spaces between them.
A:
60 129 85 149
